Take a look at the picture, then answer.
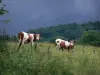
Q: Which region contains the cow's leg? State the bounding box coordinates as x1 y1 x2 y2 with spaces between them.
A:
62 49 64 52
55 45 60 51
59 48 61 51
58 46 61 51
22 39 25 45
67 46 70 52
18 40 23 50
61 47 64 52
31 38 34 47
70 45 74 52
31 41 34 47
71 46 75 56
18 39 25 50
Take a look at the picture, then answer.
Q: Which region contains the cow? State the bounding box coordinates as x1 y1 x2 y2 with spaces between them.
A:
17 31 40 50
55 38 76 52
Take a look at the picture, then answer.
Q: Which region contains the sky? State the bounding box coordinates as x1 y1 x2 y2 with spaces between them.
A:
0 0 100 35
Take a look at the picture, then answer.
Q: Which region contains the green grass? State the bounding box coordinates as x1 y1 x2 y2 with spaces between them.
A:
0 42 100 75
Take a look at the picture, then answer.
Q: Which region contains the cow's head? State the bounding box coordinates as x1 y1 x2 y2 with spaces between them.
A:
36 34 40 40
33 34 40 41
70 40 76 43
18 31 24 40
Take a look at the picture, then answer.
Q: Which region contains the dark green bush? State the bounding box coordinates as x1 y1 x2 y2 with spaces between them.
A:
80 30 100 46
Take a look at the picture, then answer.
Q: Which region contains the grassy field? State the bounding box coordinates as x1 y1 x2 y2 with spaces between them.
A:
0 42 100 75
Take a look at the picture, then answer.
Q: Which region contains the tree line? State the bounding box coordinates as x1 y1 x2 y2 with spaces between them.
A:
0 0 100 46
27 21 100 46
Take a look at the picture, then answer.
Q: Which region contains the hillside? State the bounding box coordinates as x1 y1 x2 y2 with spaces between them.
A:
27 21 100 42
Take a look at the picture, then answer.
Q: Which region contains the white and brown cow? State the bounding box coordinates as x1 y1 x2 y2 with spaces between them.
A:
18 31 40 50
55 38 76 52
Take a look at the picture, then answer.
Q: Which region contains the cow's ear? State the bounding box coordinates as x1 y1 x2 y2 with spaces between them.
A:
74 40 76 43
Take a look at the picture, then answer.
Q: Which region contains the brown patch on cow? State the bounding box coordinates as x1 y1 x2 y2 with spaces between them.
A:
60 41 67 49
18 32 24 40
33 34 37 42
26 39 31 43
26 34 33 43
57 41 59 43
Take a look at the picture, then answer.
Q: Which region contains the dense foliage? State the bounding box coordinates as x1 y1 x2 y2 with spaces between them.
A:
0 41 100 75
27 21 100 44
0 0 10 23
0 0 8 15
0 29 9 52
80 30 100 46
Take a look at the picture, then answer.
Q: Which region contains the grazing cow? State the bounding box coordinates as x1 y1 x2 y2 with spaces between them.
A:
18 31 40 50
55 38 76 52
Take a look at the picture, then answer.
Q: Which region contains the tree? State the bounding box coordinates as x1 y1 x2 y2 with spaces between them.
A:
0 0 10 23
80 30 100 46
0 0 8 15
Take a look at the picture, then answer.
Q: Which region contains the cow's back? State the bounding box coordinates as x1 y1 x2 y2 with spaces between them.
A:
65 41 70 47
22 31 29 40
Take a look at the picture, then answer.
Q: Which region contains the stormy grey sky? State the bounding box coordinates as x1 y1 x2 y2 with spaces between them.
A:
0 0 100 35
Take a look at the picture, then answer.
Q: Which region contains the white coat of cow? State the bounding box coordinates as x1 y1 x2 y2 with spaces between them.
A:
18 31 40 50
55 38 75 51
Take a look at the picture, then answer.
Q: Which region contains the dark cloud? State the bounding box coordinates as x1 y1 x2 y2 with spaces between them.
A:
0 0 100 35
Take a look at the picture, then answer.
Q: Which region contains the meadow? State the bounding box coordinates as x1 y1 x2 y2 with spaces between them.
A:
0 42 100 75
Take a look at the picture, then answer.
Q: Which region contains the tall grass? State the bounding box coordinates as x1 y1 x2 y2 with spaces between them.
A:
0 41 100 75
